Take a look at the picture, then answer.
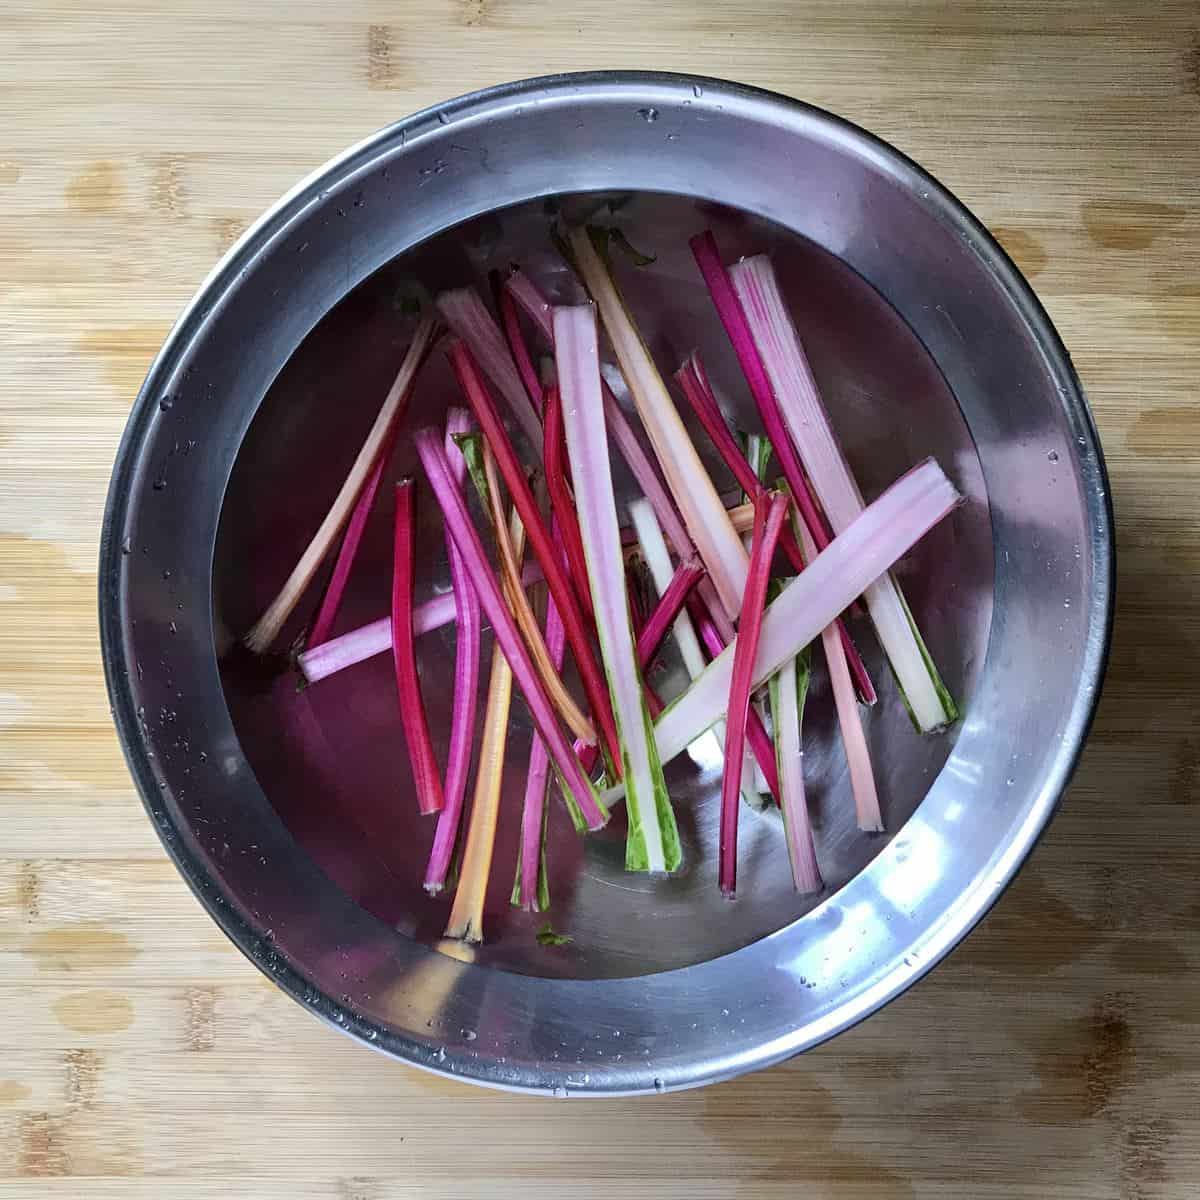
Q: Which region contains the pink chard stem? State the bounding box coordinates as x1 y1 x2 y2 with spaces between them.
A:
436 287 543 458
414 427 608 830
626 563 680 717
543 384 596 623
720 492 789 898
794 516 882 833
626 565 648 640
503 269 554 341
443 509 522 948
391 479 444 817
297 562 542 685
636 558 704 669
688 595 780 802
769 645 823 894
424 410 483 893
513 522 569 913
497 280 545 414
677 354 768 498
689 232 833 547
573 738 600 777
307 423 401 650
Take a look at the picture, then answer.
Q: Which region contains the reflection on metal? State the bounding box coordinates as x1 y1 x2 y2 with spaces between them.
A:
876 821 947 913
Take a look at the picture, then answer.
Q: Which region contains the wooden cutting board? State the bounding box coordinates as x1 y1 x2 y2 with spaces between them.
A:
2 1 1198 1195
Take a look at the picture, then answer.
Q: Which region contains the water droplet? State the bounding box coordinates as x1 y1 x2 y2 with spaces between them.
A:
152 477 167 491
437 111 449 125
666 132 679 142
169 620 177 634
1047 449 1059 463
121 535 132 555
692 84 702 98
1006 777 1015 787
434 1047 446 1063
162 568 172 580
335 206 346 218
159 395 173 411
637 107 659 123
462 1028 477 1042
297 241 309 254
1077 435 1086 446
366 1029 378 1041
1063 598 1071 608
653 1078 665 1093
353 191 364 208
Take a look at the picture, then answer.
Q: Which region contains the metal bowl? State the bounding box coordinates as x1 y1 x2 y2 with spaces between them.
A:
99 72 1113 1095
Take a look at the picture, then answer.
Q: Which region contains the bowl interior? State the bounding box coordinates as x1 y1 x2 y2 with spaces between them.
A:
214 191 993 980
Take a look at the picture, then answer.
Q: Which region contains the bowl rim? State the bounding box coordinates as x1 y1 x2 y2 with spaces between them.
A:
99 69 1115 1095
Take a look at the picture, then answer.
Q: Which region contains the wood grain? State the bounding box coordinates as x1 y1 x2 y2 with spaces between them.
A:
2 0 1199 1195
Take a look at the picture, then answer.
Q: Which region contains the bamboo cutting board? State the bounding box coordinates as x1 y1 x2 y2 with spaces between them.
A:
2 1 1199 1196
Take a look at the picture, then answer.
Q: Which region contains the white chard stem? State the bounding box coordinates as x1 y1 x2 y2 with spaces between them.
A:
555 305 680 874
568 226 750 622
244 316 437 653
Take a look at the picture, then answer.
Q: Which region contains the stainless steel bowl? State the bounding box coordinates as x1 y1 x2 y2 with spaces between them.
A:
100 71 1113 1095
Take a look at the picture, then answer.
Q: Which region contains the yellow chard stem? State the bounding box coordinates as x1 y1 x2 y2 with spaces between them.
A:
443 508 526 946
